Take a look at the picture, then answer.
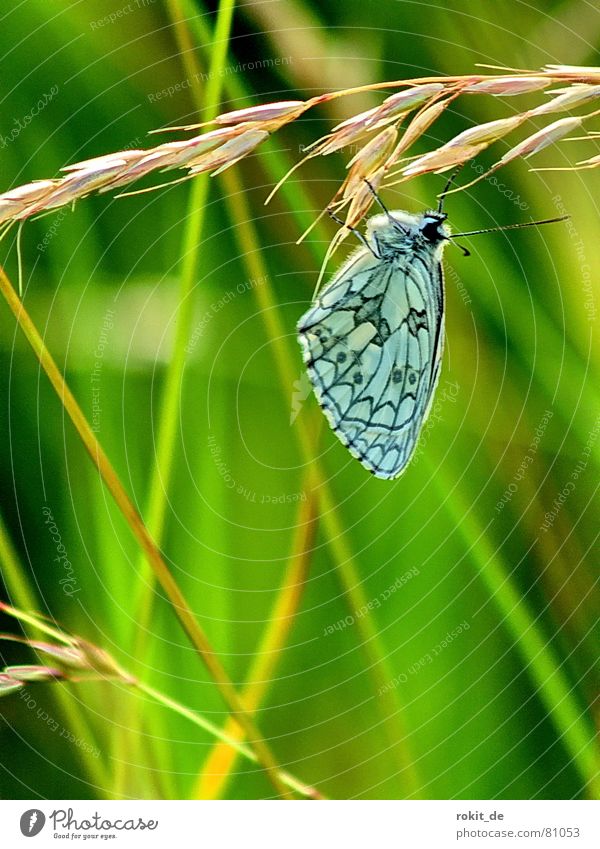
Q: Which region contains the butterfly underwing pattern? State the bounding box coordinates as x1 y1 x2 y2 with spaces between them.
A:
297 209 449 479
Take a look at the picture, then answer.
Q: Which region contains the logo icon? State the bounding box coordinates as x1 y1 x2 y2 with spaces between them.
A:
19 810 46 837
290 371 312 424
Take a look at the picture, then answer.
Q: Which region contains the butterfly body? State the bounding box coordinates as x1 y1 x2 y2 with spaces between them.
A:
297 209 450 479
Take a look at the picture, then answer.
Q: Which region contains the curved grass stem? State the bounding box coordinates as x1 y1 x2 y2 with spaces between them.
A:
170 0 423 796
136 678 323 799
0 514 111 792
193 484 319 799
217 165 422 797
118 0 243 797
133 0 237 620
427 456 600 799
0 263 293 799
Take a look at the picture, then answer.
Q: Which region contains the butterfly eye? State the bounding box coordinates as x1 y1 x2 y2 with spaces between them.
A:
420 217 445 243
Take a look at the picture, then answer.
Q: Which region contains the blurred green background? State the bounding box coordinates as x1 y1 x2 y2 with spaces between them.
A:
0 0 598 800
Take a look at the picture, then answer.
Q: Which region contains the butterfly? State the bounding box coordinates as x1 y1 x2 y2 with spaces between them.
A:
297 203 450 479
297 188 566 480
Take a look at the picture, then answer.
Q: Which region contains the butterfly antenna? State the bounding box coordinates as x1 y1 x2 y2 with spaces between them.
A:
437 167 463 213
452 242 471 257
450 215 569 239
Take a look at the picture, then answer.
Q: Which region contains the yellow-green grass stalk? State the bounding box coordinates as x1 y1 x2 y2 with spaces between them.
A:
426 454 600 799
117 0 238 796
193 482 319 799
133 0 421 797
173 0 423 796
136 677 323 799
0 263 294 799
217 163 422 796
0 602 320 799
0 512 111 791
130 0 237 632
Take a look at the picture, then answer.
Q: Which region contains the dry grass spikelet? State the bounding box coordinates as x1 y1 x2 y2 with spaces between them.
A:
0 65 599 246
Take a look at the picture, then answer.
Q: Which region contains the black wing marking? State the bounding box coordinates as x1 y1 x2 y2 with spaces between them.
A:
297 242 445 479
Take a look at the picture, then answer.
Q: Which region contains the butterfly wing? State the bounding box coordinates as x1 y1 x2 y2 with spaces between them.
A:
297 245 444 479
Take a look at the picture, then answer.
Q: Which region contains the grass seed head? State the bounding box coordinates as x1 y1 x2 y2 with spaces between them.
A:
0 67 599 227
465 76 552 95
499 116 583 163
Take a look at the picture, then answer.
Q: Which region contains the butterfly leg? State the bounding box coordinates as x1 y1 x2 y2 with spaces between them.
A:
363 179 406 243
363 178 393 217
327 208 380 258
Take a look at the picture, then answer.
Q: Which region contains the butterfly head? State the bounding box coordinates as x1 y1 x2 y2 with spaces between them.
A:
366 208 451 256
418 211 450 244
